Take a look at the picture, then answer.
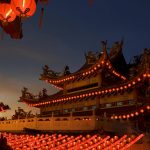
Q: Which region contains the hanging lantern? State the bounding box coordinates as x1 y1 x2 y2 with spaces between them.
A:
38 8 44 29
11 0 36 18
88 0 94 7
0 3 16 24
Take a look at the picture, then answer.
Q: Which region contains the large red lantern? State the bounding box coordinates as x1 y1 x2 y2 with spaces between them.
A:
11 0 36 18
0 3 16 23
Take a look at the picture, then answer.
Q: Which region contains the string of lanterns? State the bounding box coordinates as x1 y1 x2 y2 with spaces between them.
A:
0 0 36 24
43 58 127 88
110 105 150 120
24 73 150 107
120 134 144 150
2 132 143 150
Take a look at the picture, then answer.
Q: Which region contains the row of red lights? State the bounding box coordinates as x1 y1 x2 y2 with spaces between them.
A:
111 105 150 120
27 73 150 107
51 84 63 90
120 134 144 150
44 59 126 87
103 135 127 150
84 136 110 150
3 132 143 150
69 135 98 150
52 135 82 150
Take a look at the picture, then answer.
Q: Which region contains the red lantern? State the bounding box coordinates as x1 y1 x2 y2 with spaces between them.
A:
11 0 36 17
0 3 16 23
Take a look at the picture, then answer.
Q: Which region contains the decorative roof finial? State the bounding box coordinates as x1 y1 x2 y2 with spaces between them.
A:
63 65 70 76
85 51 98 64
101 40 108 60
101 40 107 51
140 48 150 71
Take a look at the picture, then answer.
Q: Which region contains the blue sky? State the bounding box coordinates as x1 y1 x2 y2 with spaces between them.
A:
0 0 150 118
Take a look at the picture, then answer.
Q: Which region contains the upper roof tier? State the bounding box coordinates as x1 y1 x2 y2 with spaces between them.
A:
40 40 128 89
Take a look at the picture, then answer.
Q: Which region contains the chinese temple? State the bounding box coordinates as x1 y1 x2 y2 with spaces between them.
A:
0 41 150 135
16 40 150 133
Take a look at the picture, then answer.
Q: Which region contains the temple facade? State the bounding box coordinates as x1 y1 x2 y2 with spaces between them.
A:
0 41 150 134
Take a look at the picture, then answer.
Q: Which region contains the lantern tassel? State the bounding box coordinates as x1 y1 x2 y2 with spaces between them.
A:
38 8 44 29
40 0 49 5
0 29 4 40
88 0 94 7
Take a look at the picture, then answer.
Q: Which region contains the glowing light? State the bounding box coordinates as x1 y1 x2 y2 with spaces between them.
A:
140 109 144 113
135 112 139 116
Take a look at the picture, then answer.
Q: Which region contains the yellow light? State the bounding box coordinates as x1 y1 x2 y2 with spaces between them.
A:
22 0 26 8
132 81 136 85
128 84 131 87
137 78 141 81
147 106 150 110
115 116 118 119
6 9 12 18
123 115 126 119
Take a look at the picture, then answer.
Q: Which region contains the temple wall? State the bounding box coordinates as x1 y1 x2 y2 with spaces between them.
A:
0 116 97 131
100 90 137 104
0 118 36 131
0 116 138 135
65 74 101 91
0 115 143 135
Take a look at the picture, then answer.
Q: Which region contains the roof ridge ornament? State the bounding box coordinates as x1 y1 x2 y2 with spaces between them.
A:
85 51 99 64
101 40 108 60
109 39 124 59
140 48 150 72
42 65 60 77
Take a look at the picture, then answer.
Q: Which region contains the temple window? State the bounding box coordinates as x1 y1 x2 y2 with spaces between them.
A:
67 83 98 93
63 118 68 121
117 101 123 106
83 107 88 111
128 100 135 105
106 103 112 108
63 109 68 113
72 108 75 112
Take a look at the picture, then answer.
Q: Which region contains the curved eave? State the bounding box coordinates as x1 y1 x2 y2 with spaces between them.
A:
23 72 150 107
41 52 127 88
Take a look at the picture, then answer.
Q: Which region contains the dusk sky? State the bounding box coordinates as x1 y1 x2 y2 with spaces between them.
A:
0 0 150 118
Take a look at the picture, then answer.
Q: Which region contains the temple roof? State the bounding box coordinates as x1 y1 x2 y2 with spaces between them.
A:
40 41 128 88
